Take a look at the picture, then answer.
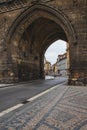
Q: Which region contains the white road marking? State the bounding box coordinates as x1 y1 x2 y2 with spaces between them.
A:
0 104 23 117
0 82 66 117
28 82 66 101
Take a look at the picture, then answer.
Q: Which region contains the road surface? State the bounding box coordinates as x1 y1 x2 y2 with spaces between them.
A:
0 77 67 112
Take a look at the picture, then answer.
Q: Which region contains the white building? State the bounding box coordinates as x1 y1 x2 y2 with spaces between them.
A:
57 53 67 77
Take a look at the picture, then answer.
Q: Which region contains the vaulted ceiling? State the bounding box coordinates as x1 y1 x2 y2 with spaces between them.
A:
22 17 67 54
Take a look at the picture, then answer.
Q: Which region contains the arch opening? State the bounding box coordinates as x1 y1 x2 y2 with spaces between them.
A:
12 17 68 81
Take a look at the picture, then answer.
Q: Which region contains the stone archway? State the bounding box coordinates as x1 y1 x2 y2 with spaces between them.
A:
5 4 77 82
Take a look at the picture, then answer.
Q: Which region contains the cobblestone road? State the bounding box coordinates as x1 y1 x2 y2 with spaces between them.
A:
0 85 87 130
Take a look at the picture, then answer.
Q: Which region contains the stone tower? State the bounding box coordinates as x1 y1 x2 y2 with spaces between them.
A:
0 0 87 84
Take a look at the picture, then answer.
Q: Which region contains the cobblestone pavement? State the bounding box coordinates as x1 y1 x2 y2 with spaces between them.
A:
0 85 87 130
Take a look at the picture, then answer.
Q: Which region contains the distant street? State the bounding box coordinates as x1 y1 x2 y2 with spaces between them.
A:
0 77 67 112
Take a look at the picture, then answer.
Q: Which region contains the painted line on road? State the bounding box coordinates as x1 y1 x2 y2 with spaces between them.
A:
0 82 66 117
0 104 23 117
27 82 66 102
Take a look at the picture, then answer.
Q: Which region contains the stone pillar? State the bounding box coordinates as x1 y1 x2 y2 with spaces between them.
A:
39 54 45 79
68 8 87 85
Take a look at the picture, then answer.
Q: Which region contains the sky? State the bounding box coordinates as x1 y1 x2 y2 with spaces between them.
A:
45 40 67 65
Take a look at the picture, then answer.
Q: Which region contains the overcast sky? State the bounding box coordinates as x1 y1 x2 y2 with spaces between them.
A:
45 40 67 65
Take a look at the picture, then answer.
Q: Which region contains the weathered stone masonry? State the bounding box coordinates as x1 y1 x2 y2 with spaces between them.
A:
0 0 87 84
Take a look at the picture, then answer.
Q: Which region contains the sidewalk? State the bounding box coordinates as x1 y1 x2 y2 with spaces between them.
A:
0 84 87 130
0 84 14 88
0 80 41 88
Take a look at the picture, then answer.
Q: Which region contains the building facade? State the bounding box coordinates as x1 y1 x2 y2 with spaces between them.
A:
51 62 58 76
44 57 51 75
57 53 67 77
